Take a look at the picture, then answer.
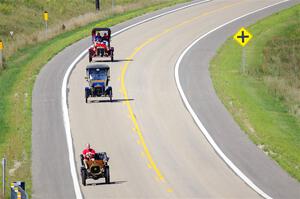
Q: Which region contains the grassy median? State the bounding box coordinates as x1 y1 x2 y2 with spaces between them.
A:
0 0 189 197
210 4 300 181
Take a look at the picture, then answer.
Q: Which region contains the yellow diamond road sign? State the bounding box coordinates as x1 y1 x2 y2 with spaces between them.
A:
233 27 253 47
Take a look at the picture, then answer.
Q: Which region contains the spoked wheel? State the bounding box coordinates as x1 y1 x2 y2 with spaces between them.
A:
105 166 110 184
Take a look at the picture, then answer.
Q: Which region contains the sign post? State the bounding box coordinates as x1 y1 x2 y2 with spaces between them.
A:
233 27 253 73
0 40 3 69
96 0 100 11
43 11 49 35
2 158 6 199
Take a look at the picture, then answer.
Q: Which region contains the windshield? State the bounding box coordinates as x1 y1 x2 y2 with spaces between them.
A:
89 68 107 80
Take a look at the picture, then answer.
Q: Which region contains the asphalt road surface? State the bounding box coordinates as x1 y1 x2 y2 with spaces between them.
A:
33 0 300 198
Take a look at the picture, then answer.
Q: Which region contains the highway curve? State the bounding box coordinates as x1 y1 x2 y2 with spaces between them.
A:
33 0 300 198
32 1 210 198
67 0 299 198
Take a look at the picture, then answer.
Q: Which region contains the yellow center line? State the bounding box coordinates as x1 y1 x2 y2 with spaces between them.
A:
120 0 245 190
121 39 167 182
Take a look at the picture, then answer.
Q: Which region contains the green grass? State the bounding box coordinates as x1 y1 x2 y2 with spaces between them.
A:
0 0 189 197
210 4 300 181
0 0 95 34
0 0 95 57
0 0 154 38
0 0 179 58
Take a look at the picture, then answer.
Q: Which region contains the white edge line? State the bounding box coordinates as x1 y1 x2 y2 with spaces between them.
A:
62 49 87 199
174 1 290 199
113 0 212 36
61 1 213 198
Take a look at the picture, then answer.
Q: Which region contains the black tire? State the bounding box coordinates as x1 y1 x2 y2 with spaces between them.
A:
81 169 87 186
109 89 113 102
105 167 110 184
85 89 90 103
111 54 114 62
80 154 84 166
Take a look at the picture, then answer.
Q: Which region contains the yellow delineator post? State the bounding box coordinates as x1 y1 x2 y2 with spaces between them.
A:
43 11 48 21
233 27 253 73
43 11 48 35
0 40 3 69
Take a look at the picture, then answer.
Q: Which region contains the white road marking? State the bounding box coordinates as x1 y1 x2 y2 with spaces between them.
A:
62 49 87 199
61 1 212 198
174 1 289 199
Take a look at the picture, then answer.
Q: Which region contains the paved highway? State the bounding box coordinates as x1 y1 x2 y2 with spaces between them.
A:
32 1 211 198
33 0 300 198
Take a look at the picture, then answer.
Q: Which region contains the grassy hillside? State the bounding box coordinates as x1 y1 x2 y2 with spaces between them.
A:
0 0 172 58
0 0 94 56
210 4 300 181
0 0 189 197
0 0 95 34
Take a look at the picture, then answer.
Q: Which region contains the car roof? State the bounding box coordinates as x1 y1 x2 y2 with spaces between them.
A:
92 28 111 34
86 63 110 70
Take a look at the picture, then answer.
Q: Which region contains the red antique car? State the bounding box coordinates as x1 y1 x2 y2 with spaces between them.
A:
89 28 114 62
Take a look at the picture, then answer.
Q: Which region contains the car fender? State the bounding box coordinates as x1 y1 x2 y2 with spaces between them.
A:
85 87 91 96
105 86 112 93
89 47 95 56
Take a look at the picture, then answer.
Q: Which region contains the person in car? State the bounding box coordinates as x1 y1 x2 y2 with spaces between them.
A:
95 33 102 42
102 33 109 42
82 143 96 169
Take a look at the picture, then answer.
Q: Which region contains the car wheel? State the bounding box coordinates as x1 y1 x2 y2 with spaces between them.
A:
111 54 114 62
109 89 113 102
80 154 84 166
105 166 110 184
85 89 90 103
81 169 87 186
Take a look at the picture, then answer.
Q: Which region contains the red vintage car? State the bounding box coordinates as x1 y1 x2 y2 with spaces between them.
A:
89 28 114 62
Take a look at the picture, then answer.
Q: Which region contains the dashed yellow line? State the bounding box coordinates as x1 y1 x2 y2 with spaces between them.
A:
120 0 245 191
167 188 174 193
121 38 167 181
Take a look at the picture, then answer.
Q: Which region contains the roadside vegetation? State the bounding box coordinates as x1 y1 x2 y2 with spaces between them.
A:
0 0 177 58
0 0 189 197
210 4 300 181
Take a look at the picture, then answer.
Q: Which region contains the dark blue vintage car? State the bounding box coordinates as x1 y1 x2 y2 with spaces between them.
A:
85 64 112 103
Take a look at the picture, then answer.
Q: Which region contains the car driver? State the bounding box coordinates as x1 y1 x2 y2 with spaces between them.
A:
82 143 96 169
